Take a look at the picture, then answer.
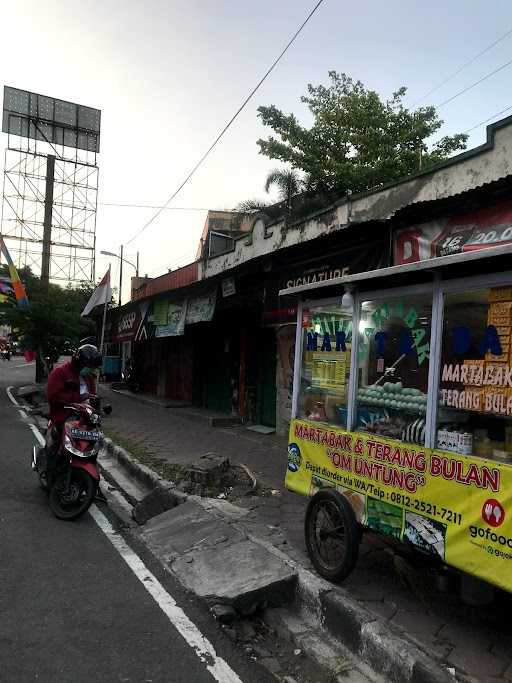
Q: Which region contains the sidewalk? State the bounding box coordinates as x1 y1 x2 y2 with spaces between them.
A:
101 385 512 682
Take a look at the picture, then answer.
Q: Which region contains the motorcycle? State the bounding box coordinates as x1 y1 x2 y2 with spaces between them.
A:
121 361 140 393
32 398 111 520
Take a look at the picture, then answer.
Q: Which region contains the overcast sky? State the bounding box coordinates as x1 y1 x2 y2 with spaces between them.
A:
1 0 512 301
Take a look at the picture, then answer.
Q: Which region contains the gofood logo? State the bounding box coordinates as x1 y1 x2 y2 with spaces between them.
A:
482 499 505 528
287 443 302 473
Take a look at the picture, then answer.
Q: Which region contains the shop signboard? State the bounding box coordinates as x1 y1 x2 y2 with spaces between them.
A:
152 299 169 326
394 199 512 265
286 420 512 592
281 243 390 293
221 277 236 298
186 289 217 324
155 301 187 338
112 301 151 343
284 266 349 290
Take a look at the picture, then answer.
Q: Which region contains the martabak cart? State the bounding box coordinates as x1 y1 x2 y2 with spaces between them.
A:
281 241 512 592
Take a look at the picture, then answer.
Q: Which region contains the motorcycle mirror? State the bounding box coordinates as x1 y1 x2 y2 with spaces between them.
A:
103 404 112 415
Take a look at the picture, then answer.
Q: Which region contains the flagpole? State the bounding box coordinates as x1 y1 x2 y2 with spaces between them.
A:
99 264 110 355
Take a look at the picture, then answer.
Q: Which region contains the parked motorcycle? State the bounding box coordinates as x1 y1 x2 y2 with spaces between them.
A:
32 398 111 520
121 360 140 393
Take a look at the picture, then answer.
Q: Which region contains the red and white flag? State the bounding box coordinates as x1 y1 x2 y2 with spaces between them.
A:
81 268 112 317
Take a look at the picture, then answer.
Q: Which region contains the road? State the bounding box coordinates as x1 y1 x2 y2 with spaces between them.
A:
0 359 273 683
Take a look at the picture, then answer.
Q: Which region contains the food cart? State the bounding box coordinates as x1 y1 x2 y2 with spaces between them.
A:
281 243 512 592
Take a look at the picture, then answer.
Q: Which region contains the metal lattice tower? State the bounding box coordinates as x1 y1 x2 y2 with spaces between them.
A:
1 87 100 284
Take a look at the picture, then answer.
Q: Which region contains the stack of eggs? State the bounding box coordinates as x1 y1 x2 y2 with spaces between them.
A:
357 382 427 414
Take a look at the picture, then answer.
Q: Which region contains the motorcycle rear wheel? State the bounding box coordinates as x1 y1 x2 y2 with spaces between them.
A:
49 469 96 521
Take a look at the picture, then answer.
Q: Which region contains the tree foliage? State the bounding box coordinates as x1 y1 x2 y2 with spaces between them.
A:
257 72 468 195
264 168 303 211
233 168 304 222
0 266 96 366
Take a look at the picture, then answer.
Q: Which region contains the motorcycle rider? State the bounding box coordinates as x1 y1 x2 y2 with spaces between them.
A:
44 344 102 475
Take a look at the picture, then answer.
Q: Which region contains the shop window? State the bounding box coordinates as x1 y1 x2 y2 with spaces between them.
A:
437 287 512 463
297 303 352 428
356 295 432 445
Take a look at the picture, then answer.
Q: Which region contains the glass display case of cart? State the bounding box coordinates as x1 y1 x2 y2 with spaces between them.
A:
356 295 432 445
437 286 512 464
297 302 353 428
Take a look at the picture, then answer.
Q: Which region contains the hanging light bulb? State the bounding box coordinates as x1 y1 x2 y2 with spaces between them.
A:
341 286 354 309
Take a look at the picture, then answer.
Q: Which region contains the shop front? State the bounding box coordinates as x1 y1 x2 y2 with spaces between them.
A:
265 230 390 435
283 231 512 592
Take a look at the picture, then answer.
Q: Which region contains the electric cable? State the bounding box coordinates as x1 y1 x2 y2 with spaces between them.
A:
463 104 512 134
123 0 325 247
435 56 512 109
411 26 512 107
145 249 199 276
99 202 210 211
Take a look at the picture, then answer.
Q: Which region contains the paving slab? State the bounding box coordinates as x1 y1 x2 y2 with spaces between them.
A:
171 538 297 612
143 500 245 558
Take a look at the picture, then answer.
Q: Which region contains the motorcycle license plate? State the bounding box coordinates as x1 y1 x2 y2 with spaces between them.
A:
70 428 101 440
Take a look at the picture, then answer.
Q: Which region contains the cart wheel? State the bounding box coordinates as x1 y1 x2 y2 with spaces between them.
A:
305 488 361 583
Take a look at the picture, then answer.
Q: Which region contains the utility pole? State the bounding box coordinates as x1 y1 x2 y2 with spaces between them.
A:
119 244 123 307
40 155 55 287
37 154 55 382
136 251 139 278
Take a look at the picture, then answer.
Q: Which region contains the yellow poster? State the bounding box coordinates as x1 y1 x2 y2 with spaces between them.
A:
286 419 512 592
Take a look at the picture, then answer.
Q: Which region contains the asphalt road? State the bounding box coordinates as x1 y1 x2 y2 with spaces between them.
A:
0 359 273 683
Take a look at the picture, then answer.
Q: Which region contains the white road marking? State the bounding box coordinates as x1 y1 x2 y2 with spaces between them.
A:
29 424 45 446
18 409 27 419
6 386 243 683
90 506 243 683
6 386 18 405
14 362 35 368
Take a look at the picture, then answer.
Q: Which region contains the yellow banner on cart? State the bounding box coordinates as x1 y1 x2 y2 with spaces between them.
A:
286 419 512 592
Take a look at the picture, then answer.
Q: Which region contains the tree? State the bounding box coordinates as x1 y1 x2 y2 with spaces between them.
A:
233 167 304 224
257 71 468 196
0 266 96 370
264 167 303 211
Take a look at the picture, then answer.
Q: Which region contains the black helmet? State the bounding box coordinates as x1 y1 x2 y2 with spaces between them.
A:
73 344 102 370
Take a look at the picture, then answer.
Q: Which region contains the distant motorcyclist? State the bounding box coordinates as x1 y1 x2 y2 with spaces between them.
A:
44 344 102 474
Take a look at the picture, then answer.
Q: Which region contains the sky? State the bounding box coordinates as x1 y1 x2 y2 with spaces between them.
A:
1 0 512 302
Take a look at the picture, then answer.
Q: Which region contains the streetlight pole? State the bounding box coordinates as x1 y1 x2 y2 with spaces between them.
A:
100 248 139 306
119 244 123 307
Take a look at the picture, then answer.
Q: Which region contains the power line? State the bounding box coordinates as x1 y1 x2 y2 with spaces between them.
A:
412 27 512 107
99 202 210 211
436 56 512 109
464 104 512 134
124 0 325 247
145 249 199 277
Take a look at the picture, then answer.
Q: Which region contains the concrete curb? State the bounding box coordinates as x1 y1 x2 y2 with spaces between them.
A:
102 437 182 497
101 437 462 683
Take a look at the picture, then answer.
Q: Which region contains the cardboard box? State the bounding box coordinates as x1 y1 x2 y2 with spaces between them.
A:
486 351 510 363
489 288 512 302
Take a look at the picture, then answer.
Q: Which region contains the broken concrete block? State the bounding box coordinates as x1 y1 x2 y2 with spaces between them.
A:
171 538 297 613
132 486 181 525
143 501 244 557
210 604 237 624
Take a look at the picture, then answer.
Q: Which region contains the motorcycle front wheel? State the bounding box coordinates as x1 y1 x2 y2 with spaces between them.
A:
49 469 96 521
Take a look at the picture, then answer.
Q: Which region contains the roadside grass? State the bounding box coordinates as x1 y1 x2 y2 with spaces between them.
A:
102 426 186 482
